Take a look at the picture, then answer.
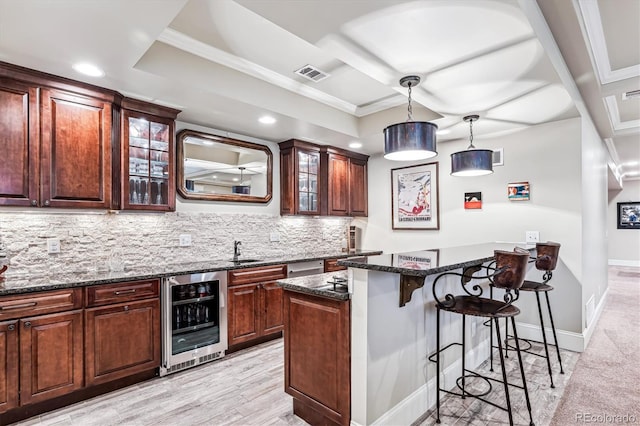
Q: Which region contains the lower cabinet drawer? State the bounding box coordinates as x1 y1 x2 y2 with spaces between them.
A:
0 288 82 321
85 279 159 307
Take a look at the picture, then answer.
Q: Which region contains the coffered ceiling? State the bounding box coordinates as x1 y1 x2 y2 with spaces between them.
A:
0 0 637 184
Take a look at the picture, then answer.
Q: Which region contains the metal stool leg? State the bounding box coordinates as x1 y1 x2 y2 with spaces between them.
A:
545 291 564 374
494 317 514 426
462 314 466 398
504 317 509 358
511 317 535 426
535 292 555 388
436 307 441 424
489 287 494 372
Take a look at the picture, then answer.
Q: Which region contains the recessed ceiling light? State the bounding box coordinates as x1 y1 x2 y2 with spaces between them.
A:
72 62 105 77
258 116 276 125
436 129 451 135
202 140 215 146
232 178 239 182
212 175 217 179
349 142 363 149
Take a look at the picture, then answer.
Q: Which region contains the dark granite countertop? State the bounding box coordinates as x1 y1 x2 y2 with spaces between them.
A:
0 249 381 296
338 243 533 277
276 271 350 301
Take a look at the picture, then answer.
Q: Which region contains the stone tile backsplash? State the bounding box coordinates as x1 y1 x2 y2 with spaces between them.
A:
0 212 351 276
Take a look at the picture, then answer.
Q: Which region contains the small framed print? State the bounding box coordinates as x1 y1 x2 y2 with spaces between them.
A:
617 201 640 229
508 182 530 201
392 250 439 270
391 162 440 230
464 192 482 209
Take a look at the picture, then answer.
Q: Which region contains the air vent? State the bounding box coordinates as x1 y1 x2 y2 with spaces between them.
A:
622 89 640 100
294 64 330 82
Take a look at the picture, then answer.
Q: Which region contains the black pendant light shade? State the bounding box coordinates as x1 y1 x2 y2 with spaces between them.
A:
450 115 493 176
383 75 438 161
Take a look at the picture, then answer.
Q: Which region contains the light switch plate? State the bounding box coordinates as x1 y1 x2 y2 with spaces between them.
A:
270 232 280 242
47 238 61 254
525 231 540 243
179 234 192 247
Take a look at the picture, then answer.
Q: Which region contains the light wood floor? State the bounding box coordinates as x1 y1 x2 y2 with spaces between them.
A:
12 337 577 426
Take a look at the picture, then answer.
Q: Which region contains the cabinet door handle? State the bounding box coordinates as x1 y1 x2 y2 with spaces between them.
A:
44 200 50 206
24 321 32 328
31 200 38 206
0 302 37 311
8 324 15 331
114 289 136 295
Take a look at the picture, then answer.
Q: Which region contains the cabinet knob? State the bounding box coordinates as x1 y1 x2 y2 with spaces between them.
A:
124 305 129 311
8 324 15 331
44 200 50 206
31 200 38 206
24 321 32 328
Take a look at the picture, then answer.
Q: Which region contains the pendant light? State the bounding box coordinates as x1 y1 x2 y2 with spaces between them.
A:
450 115 493 176
232 167 251 194
383 76 438 161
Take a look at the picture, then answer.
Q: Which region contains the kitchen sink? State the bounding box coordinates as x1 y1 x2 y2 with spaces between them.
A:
230 258 262 264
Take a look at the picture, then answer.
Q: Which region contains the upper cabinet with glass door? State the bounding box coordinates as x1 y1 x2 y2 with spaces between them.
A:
121 98 180 211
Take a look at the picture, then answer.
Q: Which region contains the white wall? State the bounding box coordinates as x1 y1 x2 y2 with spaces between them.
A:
355 118 586 333
580 119 609 331
608 180 640 266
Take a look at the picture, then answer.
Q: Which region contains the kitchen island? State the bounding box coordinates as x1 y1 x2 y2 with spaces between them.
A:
279 243 532 426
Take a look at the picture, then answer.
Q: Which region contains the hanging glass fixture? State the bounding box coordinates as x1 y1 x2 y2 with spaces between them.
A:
383 76 438 161
450 115 493 176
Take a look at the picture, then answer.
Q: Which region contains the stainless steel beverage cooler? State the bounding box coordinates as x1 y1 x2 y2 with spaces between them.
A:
160 271 228 376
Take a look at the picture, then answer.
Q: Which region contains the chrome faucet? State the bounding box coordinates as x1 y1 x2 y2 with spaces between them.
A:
233 240 242 261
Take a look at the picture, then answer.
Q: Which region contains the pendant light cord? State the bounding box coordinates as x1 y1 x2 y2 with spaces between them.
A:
406 83 413 122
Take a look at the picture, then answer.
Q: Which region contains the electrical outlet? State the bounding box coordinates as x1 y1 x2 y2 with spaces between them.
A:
47 238 61 254
525 231 540 243
179 234 192 247
270 232 280 242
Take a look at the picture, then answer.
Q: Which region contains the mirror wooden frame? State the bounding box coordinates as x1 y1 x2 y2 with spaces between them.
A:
176 129 273 203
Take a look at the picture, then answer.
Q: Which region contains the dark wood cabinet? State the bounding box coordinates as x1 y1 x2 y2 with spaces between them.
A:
0 62 120 209
283 290 350 426
19 310 84 406
0 288 83 413
120 98 180 211
0 80 38 207
0 321 19 413
279 139 368 217
324 258 347 273
84 280 160 386
40 88 114 208
227 265 287 350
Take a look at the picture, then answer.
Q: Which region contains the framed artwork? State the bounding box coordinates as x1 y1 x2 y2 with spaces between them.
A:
464 192 482 209
508 182 530 201
391 162 440 230
392 250 440 270
617 201 640 229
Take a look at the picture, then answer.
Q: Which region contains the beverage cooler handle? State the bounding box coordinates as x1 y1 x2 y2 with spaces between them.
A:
219 290 225 308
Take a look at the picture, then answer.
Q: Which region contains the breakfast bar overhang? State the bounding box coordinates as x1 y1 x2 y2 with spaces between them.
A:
337 243 534 426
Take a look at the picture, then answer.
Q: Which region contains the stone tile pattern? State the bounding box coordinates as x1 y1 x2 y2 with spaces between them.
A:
0 212 351 276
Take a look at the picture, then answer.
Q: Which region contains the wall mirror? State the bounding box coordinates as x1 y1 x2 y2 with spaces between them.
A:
176 129 273 203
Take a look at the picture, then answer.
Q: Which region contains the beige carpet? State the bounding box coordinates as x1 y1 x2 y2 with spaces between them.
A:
550 266 640 425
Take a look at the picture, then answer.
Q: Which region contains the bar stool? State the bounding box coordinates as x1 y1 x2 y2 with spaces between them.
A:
431 250 535 426
509 242 564 388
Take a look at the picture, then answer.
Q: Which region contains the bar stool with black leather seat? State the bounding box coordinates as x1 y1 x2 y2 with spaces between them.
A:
431 249 535 426
508 242 564 388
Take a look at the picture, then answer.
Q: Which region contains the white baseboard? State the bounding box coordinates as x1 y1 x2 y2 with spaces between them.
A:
368 340 491 426
608 259 640 267
514 287 608 352
583 287 609 348
514 322 584 352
